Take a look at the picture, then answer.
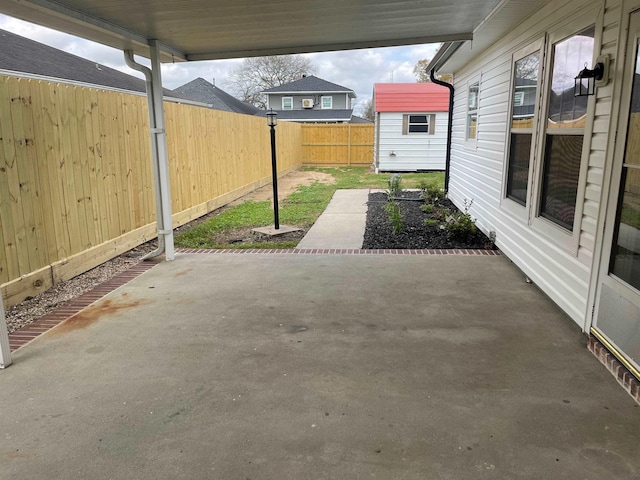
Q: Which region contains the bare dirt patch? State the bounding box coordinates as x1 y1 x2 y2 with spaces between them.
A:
228 170 335 206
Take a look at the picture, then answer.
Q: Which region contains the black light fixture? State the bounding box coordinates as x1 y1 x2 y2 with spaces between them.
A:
574 55 609 97
266 109 280 229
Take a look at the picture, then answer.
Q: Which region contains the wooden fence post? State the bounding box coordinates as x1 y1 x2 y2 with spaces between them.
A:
348 124 352 166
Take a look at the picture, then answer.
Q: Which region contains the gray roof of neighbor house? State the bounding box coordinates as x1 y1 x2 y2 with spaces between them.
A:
263 75 356 97
349 115 373 124
255 108 354 122
173 78 259 115
0 28 180 98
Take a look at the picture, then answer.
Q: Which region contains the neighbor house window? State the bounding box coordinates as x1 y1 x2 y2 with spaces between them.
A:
506 49 540 206
467 81 479 140
402 114 435 134
321 96 333 109
282 97 293 110
538 26 594 231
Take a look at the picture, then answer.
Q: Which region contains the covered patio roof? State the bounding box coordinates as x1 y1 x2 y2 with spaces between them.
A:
0 0 509 61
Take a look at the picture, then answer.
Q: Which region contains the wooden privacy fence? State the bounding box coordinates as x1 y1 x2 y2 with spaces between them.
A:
0 75 302 306
301 124 374 166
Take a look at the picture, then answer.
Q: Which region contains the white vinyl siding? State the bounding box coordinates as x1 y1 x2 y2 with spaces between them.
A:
445 0 615 327
378 112 448 171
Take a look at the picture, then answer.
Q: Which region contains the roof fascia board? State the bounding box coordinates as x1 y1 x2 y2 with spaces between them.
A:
186 32 473 61
265 90 355 95
427 41 466 73
1 0 187 62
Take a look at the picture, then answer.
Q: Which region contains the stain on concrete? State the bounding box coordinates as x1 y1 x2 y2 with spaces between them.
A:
174 269 192 277
53 297 149 333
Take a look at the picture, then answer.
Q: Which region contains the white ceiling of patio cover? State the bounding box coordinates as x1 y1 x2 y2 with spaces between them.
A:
1 0 503 62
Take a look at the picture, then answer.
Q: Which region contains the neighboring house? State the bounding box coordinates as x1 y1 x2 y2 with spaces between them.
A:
173 77 259 115
372 83 450 172
260 75 357 123
428 0 640 391
0 28 181 98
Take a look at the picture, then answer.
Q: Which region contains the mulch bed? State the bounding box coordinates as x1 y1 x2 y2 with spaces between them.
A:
363 191 494 250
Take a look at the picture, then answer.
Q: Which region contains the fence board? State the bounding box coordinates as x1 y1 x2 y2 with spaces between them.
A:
0 75 303 305
301 124 374 166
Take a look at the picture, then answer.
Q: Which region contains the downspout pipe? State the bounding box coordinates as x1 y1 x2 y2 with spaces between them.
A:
124 50 170 260
429 68 454 195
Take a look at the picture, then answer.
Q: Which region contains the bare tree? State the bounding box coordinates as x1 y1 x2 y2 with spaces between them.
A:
360 98 375 121
413 58 454 84
225 55 317 108
413 58 432 82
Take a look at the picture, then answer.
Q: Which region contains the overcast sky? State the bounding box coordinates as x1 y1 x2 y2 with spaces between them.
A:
0 14 440 115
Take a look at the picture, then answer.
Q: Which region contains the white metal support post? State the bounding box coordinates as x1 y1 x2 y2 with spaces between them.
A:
149 39 175 260
0 293 12 368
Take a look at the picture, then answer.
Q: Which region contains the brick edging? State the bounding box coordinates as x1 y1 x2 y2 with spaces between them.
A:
8 261 159 352
176 248 502 255
588 336 640 405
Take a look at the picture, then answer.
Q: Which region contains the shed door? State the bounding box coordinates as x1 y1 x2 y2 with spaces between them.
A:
593 10 640 380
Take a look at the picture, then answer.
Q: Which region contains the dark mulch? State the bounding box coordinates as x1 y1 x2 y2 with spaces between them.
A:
363 191 494 250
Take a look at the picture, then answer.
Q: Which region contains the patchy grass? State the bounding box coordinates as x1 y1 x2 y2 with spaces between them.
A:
175 166 444 249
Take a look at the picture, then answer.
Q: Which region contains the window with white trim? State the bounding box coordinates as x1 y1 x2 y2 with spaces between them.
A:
538 26 594 231
282 97 293 110
321 96 333 109
505 49 541 206
467 81 479 140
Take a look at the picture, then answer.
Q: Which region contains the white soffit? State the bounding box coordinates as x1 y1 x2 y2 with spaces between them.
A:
433 0 555 73
0 0 504 61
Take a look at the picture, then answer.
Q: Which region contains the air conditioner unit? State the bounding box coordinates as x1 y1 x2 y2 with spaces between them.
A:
302 98 314 109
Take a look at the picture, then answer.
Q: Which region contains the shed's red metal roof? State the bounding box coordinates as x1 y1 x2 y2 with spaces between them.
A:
374 83 450 112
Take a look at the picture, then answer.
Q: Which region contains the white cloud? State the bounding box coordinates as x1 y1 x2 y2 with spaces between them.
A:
0 14 442 114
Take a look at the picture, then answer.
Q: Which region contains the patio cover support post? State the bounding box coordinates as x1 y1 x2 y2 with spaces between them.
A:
124 43 174 261
149 40 174 260
0 294 12 368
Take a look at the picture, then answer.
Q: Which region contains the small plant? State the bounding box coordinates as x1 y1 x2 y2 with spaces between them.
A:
444 199 477 241
421 204 435 214
425 219 439 227
419 180 444 204
385 201 403 234
387 174 403 198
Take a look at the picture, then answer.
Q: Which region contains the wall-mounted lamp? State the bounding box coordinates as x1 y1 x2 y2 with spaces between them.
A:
574 55 610 97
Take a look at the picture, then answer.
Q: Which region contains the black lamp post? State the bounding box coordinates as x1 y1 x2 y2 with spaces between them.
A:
266 109 280 229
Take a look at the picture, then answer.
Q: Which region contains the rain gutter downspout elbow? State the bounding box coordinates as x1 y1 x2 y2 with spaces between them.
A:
429 68 454 196
124 50 166 261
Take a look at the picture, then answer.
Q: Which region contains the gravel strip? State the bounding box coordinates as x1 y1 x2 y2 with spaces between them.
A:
5 242 157 333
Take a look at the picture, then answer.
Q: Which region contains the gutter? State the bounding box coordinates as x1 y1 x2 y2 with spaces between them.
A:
427 41 465 194
124 50 167 261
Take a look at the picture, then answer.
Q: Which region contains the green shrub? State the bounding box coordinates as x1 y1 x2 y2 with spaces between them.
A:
421 204 435 214
444 199 477 241
419 180 444 204
387 174 403 198
385 201 403 234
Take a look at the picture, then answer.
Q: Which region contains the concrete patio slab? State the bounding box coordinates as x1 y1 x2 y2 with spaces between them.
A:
1 252 639 479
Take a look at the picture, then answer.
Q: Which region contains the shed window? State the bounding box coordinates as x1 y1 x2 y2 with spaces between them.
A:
321 96 333 109
282 97 293 110
402 114 435 134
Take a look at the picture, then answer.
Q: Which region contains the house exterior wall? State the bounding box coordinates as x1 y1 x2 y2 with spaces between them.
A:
377 112 448 171
267 93 349 110
445 0 620 327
